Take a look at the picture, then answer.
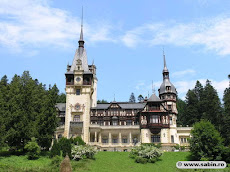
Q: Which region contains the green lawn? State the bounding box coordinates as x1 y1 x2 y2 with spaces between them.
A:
0 151 229 172
80 151 190 172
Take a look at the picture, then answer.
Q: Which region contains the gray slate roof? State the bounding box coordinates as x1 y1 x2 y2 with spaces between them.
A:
91 102 145 110
159 79 177 95
147 94 162 102
55 103 66 111
70 49 89 72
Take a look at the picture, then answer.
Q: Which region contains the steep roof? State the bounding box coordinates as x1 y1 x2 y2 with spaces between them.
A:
147 94 162 102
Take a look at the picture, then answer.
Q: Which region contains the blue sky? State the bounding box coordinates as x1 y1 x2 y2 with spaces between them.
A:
0 0 230 102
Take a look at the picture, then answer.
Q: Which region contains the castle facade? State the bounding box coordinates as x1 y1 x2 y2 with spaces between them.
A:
55 24 191 151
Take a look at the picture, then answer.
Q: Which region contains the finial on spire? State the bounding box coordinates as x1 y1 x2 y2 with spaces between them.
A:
79 6 84 41
162 48 168 73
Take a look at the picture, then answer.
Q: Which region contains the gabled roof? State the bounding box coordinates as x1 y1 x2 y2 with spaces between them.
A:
147 94 162 102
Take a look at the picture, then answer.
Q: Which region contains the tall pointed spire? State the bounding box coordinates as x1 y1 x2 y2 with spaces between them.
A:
79 6 83 41
163 49 168 73
78 6 84 49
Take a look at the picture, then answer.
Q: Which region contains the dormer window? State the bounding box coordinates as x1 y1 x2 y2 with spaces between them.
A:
166 86 171 91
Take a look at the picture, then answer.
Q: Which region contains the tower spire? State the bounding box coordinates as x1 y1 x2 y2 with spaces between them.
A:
80 6 83 41
163 49 168 73
78 6 84 49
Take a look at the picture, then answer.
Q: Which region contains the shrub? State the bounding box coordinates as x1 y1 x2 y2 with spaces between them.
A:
130 144 163 163
141 143 162 148
70 137 85 146
58 138 72 158
24 137 40 160
135 156 147 164
173 144 180 150
51 155 63 167
50 139 61 158
189 120 224 161
180 146 185 151
72 145 97 161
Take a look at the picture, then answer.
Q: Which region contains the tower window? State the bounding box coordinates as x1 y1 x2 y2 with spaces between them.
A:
76 89 80 95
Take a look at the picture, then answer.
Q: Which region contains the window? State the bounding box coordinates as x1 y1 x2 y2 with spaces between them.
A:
112 120 118 126
162 95 165 99
181 138 183 143
171 135 174 143
126 120 132 125
167 95 171 99
184 138 187 143
76 89 80 95
102 139 108 143
170 117 172 125
122 138 128 143
73 115 80 122
98 120 104 126
112 138 118 143
150 115 159 123
151 135 160 143
168 105 172 110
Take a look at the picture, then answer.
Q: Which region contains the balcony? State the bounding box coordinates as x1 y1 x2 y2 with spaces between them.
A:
148 123 169 128
141 123 169 129
90 124 140 130
70 121 83 128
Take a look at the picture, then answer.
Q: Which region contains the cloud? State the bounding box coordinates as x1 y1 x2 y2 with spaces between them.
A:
0 0 115 53
172 69 196 78
121 16 230 55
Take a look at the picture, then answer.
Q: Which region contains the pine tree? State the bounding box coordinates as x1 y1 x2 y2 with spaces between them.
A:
5 74 25 150
36 84 58 149
221 87 230 146
0 75 8 147
176 98 186 126
201 80 223 130
184 89 200 126
129 92 136 103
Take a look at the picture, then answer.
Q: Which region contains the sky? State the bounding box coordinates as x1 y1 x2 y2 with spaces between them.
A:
0 0 230 102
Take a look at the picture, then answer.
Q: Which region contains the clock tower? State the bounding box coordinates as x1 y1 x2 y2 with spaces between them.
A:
63 22 97 143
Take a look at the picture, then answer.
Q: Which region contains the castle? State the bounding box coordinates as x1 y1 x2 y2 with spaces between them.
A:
55 22 191 151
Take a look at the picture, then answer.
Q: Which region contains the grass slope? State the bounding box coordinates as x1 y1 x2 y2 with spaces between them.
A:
81 151 190 172
1 151 229 172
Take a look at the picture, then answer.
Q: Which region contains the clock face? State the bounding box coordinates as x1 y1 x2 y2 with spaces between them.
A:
76 77 81 82
75 103 81 110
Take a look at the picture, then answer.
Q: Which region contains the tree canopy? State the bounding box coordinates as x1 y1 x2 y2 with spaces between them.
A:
0 71 59 150
189 120 224 161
